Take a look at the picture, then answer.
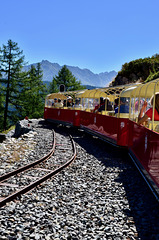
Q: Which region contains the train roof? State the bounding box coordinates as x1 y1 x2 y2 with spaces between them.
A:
76 89 107 98
46 93 67 100
77 84 140 101
120 78 159 98
46 89 87 100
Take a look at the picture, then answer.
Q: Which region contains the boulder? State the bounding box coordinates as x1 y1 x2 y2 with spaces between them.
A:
0 134 6 143
13 120 32 138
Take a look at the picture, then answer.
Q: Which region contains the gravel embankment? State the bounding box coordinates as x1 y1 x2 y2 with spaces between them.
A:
0 119 159 240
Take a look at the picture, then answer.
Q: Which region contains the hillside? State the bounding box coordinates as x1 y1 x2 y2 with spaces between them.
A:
111 54 159 86
23 60 117 87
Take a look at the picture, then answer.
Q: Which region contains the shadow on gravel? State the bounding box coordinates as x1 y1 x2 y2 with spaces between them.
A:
43 122 159 240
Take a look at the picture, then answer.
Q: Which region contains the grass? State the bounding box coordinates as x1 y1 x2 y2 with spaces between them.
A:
1 125 15 134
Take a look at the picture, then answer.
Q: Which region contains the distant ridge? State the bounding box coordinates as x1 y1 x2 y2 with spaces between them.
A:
23 60 117 87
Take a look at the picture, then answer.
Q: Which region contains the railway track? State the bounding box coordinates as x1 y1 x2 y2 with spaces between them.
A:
0 121 159 239
0 129 76 208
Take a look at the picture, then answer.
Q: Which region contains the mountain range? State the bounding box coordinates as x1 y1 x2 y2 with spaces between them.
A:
24 60 117 87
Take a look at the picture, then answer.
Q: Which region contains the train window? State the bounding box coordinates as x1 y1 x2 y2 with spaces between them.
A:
81 98 95 109
119 97 129 113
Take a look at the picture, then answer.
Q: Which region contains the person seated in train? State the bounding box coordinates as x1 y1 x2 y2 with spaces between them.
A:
55 98 63 108
115 98 129 114
114 98 119 113
52 98 58 107
88 100 93 109
135 99 144 112
138 93 159 125
97 98 112 112
67 96 73 107
84 100 93 109
107 100 113 111
63 99 67 107
75 98 82 108
93 97 105 113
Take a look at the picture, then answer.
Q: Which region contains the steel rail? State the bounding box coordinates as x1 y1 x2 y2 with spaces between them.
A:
0 130 55 182
0 134 76 208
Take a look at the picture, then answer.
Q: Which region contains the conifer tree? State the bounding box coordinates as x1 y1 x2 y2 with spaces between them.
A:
0 40 25 130
49 78 58 93
0 73 4 131
19 63 47 118
50 65 84 92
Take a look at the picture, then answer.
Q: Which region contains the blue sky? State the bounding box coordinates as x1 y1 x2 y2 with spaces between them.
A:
1 0 159 73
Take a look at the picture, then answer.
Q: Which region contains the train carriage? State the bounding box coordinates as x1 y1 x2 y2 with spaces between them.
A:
120 79 159 195
44 80 159 199
44 91 85 127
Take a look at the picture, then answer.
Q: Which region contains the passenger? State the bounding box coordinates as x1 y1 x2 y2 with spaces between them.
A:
55 98 63 108
135 99 144 112
138 93 159 125
98 98 112 112
63 99 67 107
115 98 129 114
93 97 105 113
107 99 113 111
114 98 119 113
67 96 73 107
75 98 82 108
53 98 58 107
88 100 93 109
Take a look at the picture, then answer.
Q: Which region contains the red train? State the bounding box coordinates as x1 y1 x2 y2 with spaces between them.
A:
44 80 159 200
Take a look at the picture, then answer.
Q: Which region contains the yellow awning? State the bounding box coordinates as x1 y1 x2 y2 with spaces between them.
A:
78 89 108 98
120 79 159 98
46 93 67 100
46 89 87 100
119 86 139 98
78 84 141 101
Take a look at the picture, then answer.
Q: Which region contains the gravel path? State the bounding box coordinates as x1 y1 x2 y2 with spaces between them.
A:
0 119 159 240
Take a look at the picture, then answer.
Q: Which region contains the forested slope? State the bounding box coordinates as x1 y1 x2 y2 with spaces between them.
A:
111 54 159 86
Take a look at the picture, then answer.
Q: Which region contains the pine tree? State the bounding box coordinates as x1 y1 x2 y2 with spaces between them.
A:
0 40 25 130
0 72 5 131
50 65 84 92
49 78 58 93
19 64 47 118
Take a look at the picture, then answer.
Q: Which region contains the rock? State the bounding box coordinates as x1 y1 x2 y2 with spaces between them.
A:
0 134 6 143
0 119 159 239
13 120 32 138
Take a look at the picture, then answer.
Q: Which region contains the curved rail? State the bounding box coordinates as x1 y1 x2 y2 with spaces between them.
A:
0 133 77 208
0 130 55 182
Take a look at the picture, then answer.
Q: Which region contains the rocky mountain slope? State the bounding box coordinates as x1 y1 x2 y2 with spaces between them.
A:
24 60 117 87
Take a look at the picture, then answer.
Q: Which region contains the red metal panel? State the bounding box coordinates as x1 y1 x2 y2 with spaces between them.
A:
59 109 80 126
129 121 159 188
117 118 131 146
44 108 80 127
58 109 74 124
44 107 58 120
73 110 81 126
80 112 118 144
80 112 130 146
44 107 159 190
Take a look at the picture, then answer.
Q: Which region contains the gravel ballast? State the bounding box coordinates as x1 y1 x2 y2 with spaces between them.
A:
0 119 159 240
